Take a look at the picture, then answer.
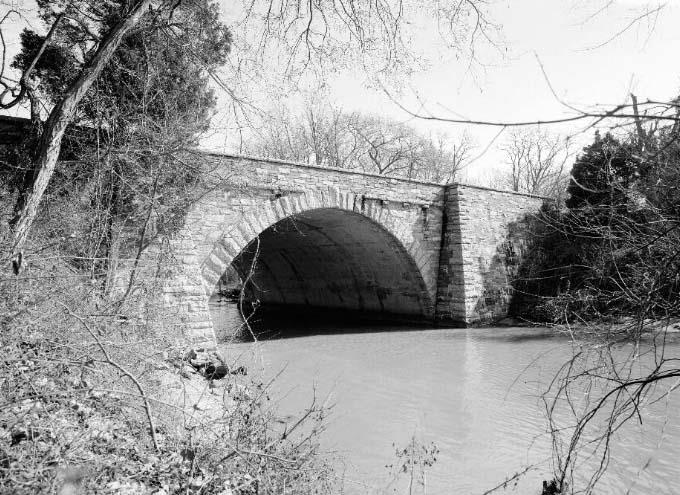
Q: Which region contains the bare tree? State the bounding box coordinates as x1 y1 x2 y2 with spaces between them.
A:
498 128 571 197
210 0 499 141
247 100 473 182
416 130 474 183
228 0 496 82
350 115 422 176
246 100 360 168
351 117 472 182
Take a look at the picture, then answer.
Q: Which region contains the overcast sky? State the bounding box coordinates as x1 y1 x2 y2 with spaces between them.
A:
199 0 680 182
3 1 679 183
308 0 680 181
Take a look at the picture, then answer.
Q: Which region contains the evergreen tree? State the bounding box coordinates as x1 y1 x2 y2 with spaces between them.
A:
566 131 640 210
11 0 232 278
514 123 680 322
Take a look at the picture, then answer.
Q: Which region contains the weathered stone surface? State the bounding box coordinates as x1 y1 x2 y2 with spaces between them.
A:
435 184 544 324
151 152 543 347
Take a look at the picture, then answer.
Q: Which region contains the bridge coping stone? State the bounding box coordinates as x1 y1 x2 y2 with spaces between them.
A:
196 149 548 200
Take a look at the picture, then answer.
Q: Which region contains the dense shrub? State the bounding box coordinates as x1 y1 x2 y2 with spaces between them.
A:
0 188 336 494
511 129 680 323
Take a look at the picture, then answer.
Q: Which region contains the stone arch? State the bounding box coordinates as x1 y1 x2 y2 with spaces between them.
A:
198 188 436 318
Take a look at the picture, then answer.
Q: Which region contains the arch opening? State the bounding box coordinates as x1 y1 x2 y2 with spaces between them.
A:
210 208 434 338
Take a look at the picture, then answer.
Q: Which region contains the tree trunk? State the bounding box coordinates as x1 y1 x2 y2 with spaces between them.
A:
9 0 157 271
11 91 44 221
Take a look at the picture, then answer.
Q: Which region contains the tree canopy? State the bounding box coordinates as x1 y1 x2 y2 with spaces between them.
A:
5 0 232 275
565 131 640 210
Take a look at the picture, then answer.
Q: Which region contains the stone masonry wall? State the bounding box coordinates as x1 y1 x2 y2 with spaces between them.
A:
436 184 546 324
150 152 545 349
162 152 446 348
189 153 446 295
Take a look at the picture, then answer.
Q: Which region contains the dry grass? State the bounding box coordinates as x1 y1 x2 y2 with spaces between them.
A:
0 199 336 494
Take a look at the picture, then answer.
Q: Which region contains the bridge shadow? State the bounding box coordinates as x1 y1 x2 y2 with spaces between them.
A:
209 298 435 342
475 203 554 325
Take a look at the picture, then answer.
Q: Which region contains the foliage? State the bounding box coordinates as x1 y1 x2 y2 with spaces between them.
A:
506 117 680 494
565 131 640 210
511 123 680 325
13 0 230 172
6 0 232 277
1 5 338 491
0 189 336 494
11 29 76 103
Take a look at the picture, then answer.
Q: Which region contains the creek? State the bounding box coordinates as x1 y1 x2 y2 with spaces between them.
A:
211 298 680 494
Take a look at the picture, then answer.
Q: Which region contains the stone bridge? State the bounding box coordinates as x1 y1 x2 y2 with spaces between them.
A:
157 152 544 350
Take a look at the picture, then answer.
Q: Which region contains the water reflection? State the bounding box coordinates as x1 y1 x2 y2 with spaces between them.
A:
211 300 680 494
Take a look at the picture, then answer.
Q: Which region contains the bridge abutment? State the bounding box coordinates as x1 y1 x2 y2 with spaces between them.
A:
435 184 544 325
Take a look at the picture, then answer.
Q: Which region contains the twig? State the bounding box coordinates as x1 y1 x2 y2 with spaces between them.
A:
58 302 160 451
480 465 535 494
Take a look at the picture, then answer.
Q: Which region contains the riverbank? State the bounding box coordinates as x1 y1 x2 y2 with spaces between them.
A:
0 244 336 494
1 331 337 494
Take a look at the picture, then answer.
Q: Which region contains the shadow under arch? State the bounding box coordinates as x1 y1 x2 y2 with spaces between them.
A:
210 208 435 338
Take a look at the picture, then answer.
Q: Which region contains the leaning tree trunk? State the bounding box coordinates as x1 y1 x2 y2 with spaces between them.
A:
9 0 158 272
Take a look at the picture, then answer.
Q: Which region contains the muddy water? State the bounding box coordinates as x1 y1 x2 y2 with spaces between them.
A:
211 300 680 494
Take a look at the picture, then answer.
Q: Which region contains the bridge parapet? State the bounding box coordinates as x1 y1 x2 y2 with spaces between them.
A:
197 151 446 205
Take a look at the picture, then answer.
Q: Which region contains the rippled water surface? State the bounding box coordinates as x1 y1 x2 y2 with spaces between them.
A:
212 302 680 494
